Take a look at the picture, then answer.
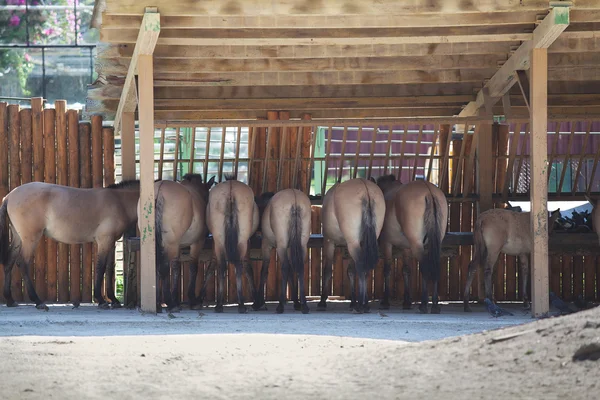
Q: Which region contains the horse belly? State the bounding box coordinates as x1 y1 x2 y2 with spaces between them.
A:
502 240 529 256
45 216 96 244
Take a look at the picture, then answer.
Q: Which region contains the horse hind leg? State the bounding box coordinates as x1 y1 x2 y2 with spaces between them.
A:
169 260 182 312
94 239 114 310
103 246 122 309
401 249 413 310
17 236 47 310
252 247 270 311
346 261 357 311
463 260 478 312
215 253 227 313
380 242 393 310
317 239 336 311
3 243 19 307
519 254 531 309
276 247 290 314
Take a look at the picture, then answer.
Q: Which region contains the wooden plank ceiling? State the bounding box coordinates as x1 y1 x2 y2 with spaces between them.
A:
86 0 600 121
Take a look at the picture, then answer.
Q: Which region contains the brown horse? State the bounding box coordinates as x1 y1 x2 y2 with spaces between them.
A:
253 189 312 314
141 174 215 313
463 208 561 312
376 175 448 314
319 178 385 313
0 180 140 310
585 195 599 245
198 175 259 313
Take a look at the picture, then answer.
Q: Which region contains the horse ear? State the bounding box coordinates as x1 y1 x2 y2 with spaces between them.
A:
368 177 376 183
207 176 216 187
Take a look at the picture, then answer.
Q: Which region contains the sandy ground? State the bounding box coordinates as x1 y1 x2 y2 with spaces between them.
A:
0 301 598 399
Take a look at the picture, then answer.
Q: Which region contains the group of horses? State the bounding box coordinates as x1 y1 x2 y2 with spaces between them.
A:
1 173 598 315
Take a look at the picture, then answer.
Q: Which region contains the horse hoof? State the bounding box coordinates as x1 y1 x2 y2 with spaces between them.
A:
362 305 371 314
349 302 356 311
464 305 472 313
238 305 248 314
293 302 302 311
402 301 412 310
276 304 284 314
36 303 49 311
214 305 224 313
156 306 163 314
252 302 267 311
189 303 203 310
110 301 122 309
316 302 327 311
379 302 390 310
418 304 428 314
431 305 441 314
301 304 310 314
351 308 364 314
6 300 17 307
98 303 110 310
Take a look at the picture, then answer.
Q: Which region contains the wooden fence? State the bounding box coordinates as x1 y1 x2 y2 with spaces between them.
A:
1 101 599 305
0 100 115 304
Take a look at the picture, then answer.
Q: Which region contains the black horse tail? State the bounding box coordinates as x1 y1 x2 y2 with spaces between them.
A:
224 190 240 262
0 197 9 266
421 191 443 282
359 196 379 271
154 186 167 274
288 203 304 272
471 219 487 268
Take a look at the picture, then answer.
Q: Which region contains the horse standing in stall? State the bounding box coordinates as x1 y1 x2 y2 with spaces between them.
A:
143 174 215 313
198 175 259 313
463 208 561 312
376 175 448 314
318 178 385 314
585 195 599 245
253 189 312 314
0 180 140 310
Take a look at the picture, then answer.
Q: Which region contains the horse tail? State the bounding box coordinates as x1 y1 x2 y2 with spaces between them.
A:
154 185 166 271
472 219 487 267
359 195 379 271
421 190 443 282
288 203 304 272
224 187 240 262
0 197 9 266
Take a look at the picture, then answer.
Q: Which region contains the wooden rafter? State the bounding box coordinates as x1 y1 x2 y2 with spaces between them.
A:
459 6 570 117
112 8 160 134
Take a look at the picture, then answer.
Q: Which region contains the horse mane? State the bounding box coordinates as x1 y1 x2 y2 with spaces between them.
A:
182 173 204 183
224 173 237 181
106 180 140 190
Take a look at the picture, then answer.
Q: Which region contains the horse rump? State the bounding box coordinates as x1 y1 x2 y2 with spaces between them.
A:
0 198 9 266
421 193 443 282
288 204 304 272
358 196 379 271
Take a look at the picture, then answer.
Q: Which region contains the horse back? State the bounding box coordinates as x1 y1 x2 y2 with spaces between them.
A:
478 209 531 255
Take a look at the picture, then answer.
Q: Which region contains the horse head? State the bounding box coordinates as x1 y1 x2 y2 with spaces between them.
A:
181 173 215 203
255 192 275 220
374 174 401 194
549 208 561 233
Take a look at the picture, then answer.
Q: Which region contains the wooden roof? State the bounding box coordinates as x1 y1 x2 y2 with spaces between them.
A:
86 0 600 122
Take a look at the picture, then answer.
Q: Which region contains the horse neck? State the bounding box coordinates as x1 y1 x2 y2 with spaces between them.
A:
115 189 141 223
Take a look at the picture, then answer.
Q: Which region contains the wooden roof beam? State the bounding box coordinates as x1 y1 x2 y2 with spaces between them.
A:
112 8 160 134
459 6 570 117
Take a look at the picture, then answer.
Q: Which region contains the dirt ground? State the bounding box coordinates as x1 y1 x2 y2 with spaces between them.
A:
0 301 598 400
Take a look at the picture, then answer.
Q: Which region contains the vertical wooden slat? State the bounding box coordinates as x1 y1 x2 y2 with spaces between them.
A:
460 134 475 299
572 256 583 300
588 128 600 194
90 115 104 303
20 108 33 301
426 124 439 182
352 125 363 179
477 122 494 215
529 47 549 317
189 126 196 174
158 128 165 180
56 101 69 303
367 126 377 179
310 206 321 297
452 125 469 196
278 111 291 191
513 126 530 195
561 256 572 301
382 125 393 177
0 103 8 302
218 127 227 182
300 114 313 194
503 123 522 202
438 124 452 192
203 127 212 182
234 126 241 179
462 124 481 196
8 105 22 301
173 127 181 180
8 105 22 302
337 126 349 182
266 111 280 194
292 122 303 189
247 126 257 188
546 122 562 185
584 256 595 301
549 255 561 300
31 98 46 301
68 110 81 304
397 126 408 180
571 121 592 193
44 109 58 302
321 126 333 196
103 126 116 301
412 125 424 181
557 122 576 194
448 137 462 300
79 122 93 303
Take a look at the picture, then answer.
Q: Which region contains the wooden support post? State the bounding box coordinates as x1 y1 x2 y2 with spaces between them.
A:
139 53 156 313
67 110 81 304
79 122 92 303
56 101 69 303
0 103 8 302
530 47 549 318
477 121 494 215
44 109 58 302
121 111 137 307
31 98 46 301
